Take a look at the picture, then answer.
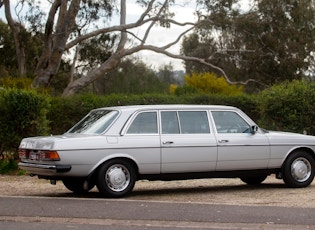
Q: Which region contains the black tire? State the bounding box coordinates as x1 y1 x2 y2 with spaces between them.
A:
62 178 95 194
96 159 136 198
240 175 268 185
282 151 315 188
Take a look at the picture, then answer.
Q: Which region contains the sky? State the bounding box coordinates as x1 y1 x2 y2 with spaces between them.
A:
0 0 197 71
122 1 196 70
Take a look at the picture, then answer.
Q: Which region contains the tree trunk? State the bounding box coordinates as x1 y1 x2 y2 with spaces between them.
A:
62 52 123 96
33 0 80 88
4 0 26 76
62 0 128 97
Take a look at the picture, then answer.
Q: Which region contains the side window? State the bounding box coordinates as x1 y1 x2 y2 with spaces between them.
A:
127 112 158 134
178 111 210 134
161 111 180 134
212 111 250 133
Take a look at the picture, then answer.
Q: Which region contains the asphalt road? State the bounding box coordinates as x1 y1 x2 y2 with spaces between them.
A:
1 196 315 229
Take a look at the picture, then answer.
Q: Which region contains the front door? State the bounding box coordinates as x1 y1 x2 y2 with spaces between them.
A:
211 111 270 171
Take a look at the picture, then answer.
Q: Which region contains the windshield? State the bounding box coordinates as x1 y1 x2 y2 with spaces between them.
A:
67 110 119 134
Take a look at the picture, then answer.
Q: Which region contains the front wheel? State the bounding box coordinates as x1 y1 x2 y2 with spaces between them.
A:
96 159 136 198
282 151 315 188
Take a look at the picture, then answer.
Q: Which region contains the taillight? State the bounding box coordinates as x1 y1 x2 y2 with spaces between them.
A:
18 149 60 161
39 151 60 161
18 149 29 159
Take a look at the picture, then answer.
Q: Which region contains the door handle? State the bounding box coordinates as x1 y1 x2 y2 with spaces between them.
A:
163 141 174 144
218 140 229 143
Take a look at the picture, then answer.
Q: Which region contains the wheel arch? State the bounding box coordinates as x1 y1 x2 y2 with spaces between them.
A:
89 156 140 181
282 147 315 168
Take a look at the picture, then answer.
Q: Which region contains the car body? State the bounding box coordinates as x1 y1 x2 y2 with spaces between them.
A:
18 105 315 197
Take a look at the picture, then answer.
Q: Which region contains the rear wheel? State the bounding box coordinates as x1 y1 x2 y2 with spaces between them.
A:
282 151 315 188
240 175 268 185
96 159 136 198
62 178 95 194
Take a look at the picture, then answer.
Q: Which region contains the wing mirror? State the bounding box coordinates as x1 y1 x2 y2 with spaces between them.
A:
250 125 258 134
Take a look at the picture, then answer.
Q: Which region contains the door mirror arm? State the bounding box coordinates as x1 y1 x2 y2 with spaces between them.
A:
250 125 259 134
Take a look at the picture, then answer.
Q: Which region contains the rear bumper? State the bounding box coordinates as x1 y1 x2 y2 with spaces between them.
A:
18 162 71 175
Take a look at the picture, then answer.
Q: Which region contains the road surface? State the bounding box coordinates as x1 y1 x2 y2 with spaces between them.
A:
1 196 315 229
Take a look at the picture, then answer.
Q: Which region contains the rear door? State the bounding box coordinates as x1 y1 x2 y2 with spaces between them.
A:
120 111 161 174
160 110 218 173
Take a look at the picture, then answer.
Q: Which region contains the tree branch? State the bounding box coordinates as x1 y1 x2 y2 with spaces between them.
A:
125 44 263 86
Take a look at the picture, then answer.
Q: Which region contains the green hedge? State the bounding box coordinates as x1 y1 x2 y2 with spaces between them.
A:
48 94 186 134
0 89 50 158
256 80 315 135
1 80 314 156
48 93 257 134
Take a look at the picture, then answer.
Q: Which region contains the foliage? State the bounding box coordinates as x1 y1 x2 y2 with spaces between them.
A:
169 84 177 94
0 19 42 77
0 77 33 89
92 59 168 95
3 79 315 174
0 158 18 174
48 93 185 134
78 34 117 70
0 89 50 157
176 72 243 96
183 0 315 91
48 92 258 134
4 1 236 96
256 80 315 135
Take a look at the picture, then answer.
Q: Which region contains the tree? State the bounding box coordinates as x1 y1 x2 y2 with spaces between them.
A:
92 58 168 94
0 19 41 77
2 0 248 96
183 0 315 91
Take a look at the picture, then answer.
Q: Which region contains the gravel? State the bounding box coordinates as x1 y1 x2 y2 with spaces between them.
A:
1 175 315 208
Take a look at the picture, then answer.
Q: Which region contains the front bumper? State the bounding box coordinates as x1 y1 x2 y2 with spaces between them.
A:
18 162 71 175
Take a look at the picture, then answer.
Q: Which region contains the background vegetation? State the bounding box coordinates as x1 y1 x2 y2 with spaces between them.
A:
1 79 315 173
0 1 314 173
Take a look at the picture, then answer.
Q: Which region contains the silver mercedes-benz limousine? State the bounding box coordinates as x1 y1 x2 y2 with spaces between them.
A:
18 105 315 197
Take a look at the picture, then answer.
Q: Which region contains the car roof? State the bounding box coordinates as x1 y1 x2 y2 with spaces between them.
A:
93 104 237 112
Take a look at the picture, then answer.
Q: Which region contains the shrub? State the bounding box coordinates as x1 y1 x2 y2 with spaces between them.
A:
0 77 33 89
178 72 244 96
48 93 258 134
0 89 50 157
256 80 315 134
0 158 18 174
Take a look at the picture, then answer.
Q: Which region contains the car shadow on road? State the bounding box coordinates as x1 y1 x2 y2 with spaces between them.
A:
129 182 286 198
34 180 287 199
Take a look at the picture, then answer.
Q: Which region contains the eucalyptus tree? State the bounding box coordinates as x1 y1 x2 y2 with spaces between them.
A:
3 0 252 96
182 0 315 90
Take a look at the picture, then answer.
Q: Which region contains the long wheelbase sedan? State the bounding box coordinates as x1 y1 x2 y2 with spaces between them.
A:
18 105 315 197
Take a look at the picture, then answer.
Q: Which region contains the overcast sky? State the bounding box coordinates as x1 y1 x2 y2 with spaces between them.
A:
113 1 197 70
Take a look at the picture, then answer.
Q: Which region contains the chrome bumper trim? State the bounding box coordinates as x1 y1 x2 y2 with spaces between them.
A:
18 162 71 173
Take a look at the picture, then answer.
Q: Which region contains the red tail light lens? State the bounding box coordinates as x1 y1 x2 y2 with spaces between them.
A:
18 149 60 161
18 149 30 159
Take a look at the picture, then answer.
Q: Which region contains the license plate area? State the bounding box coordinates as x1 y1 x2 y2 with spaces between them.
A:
29 151 39 161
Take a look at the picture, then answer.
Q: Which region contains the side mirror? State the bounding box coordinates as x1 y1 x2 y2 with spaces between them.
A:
250 125 258 134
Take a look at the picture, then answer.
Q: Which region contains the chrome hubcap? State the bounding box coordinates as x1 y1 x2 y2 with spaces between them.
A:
105 164 130 192
291 157 311 182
